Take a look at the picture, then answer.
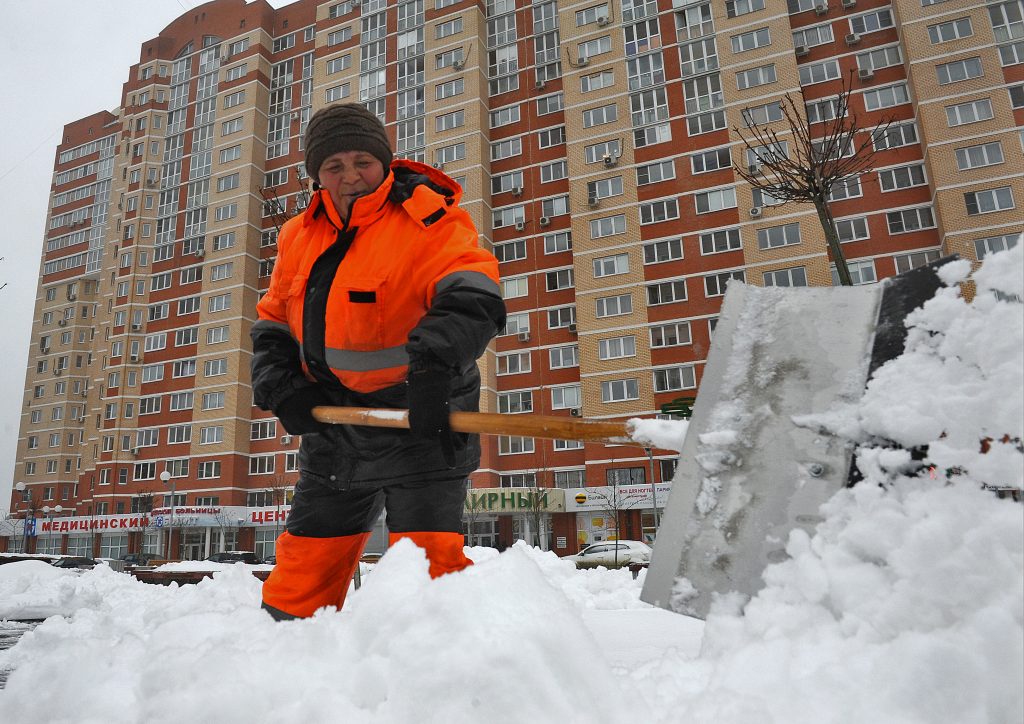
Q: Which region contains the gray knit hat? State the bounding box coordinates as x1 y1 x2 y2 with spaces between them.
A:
304 103 393 182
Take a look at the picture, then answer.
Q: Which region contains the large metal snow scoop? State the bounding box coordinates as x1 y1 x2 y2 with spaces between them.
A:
640 260 950 619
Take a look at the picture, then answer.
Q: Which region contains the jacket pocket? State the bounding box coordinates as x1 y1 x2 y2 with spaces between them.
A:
286 274 309 333
330 276 386 351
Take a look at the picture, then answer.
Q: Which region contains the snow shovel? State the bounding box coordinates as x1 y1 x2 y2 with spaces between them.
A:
640 259 951 619
312 406 636 445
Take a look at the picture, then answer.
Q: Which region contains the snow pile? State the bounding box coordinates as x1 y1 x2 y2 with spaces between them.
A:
0 247 1021 723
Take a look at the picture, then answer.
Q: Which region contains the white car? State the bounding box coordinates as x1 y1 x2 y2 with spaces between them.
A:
562 540 653 568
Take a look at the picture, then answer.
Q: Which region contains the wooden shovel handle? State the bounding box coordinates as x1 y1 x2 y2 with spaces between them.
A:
312 406 633 444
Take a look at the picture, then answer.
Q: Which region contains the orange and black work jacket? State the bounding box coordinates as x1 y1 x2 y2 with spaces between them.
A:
251 161 505 488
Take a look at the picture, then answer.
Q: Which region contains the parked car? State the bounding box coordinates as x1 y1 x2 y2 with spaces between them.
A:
262 555 276 565
120 552 157 567
206 551 262 565
51 556 99 569
561 540 653 569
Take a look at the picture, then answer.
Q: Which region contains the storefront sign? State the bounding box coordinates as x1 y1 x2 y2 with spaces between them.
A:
465 488 566 514
38 506 250 533
565 484 672 512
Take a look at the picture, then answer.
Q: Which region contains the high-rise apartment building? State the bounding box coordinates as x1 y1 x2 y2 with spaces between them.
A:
5 0 1021 560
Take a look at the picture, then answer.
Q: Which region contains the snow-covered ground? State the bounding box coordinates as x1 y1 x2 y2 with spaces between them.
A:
0 246 1021 723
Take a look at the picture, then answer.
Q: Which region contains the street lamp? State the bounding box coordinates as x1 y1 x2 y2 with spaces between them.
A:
14 482 32 553
41 505 63 554
160 470 174 560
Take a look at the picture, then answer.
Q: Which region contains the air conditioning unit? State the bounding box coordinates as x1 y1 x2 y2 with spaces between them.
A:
54 369 63 376
842 0 856 8
290 111 300 121
58 319 67 327
130 448 139 457
576 56 589 67
845 32 860 45
567 323 578 334
795 45 809 57
281 435 292 445
596 15 609 26
587 194 599 208
80 391 88 398
858 68 874 80
535 79 546 90
514 220 526 232
41 346 50 354
602 154 616 167
814 3 828 14
748 163 762 174
749 207 763 218
539 216 551 227
145 180 156 188
511 186 522 197
432 162 445 170
130 354 139 363
195 248 205 258
517 331 531 342
452 59 465 70
131 323 141 331
570 408 582 417
68 294 77 301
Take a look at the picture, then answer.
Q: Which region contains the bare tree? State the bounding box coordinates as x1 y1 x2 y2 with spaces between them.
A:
732 72 894 286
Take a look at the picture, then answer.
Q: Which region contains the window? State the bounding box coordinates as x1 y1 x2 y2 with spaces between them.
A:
893 249 940 274
202 391 225 410
857 45 903 72
436 78 465 100
250 454 276 474
325 84 350 103
497 352 531 375
502 276 529 299
500 312 529 336
547 306 577 329
494 240 527 263
973 233 1020 260
207 325 229 344
498 436 535 455
593 253 629 277
637 160 675 185
737 64 777 90
598 336 636 360
549 345 579 369
582 104 618 128
221 117 243 135
850 8 894 35
836 217 870 243
928 17 973 43
965 187 1015 215
650 322 691 348
873 122 918 151
546 268 574 291
590 215 626 239
647 280 687 305
327 55 352 74
887 207 936 234
798 59 840 86
582 69 615 92
540 160 568 183
757 223 801 249
955 141 1004 170
695 187 737 214
205 358 228 376
831 259 877 286
726 0 765 19
578 35 612 60
793 22 834 48
644 239 683 264
209 293 231 312
167 425 192 444
937 57 983 85
877 164 926 192
705 270 745 297
437 17 463 37
640 199 679 224
653 366 696 392
700 228 741 255
536 93 564 116
731 27 770 53
200 426 224 444
554 470 586 488
491 137 522 161
828 176 863 201
596 294 633 318
537 126 565 149
945 98 994 126
436 110 465 133
498 391 533 414
743 102 783 126
490 105 521 128
864 83 910 111
585 139 621 164
764 267 808 287
544 232 572 254
588 177 624 201
197 461 221 479
601 378 639 402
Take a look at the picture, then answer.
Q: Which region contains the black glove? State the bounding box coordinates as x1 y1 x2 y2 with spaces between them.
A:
274 386 332 436
407 367 456 467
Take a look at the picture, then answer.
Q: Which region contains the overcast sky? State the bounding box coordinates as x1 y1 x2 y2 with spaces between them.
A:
0 1 291 515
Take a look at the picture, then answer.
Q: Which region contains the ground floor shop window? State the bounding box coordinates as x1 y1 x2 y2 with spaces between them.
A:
7 536 24 553
37 536 62 555
255 528 277 560
100 534 128 559
142 532 161 554
464 516 498 548
67 535 92 556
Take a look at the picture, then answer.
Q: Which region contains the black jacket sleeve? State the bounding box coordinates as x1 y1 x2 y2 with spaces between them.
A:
250 320 318 411
405 283 506 372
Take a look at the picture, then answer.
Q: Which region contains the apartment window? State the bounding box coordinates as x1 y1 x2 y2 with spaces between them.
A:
593 253 629 278
598 336 636 361
637 160 675 185
965 187 1015 215
498 436 535 455
221 117 243 135
865 82 912 111
601 379 639 402
758 222 801 249
540 160 568 182
497 351 531 375
326 55 352 74
494 240 527 263
498 391 533 414
585 139 621 164
878 164 927 191
836 217 870 243
937 57 983 85
650 321 691 348
857 46 903 73
596 294 633 318
220 145 241 163
547 306 577 329
197 461 221 479
793 23 834 48
545 232 572 254
945 98 994 126
202 391 225 410
735 64 775 91
582 69 615 92
955 142 1004 171
763 267 808 287
436 110 465 133
437 17 463 37
554 470 586 488
582 104 618 128
490 105 521 128
588 177 624 201
798 59 840 86
828 176 863 202
200 426 224 445
928 17 973 43
743 102 784 126
209 293 231 312
974 233 1020 259
640 200 679 225
216 173 240 193
831 259 877 286
325 84 350 103
167 425 192 444
501 312 529 336
436 143 465 164
546 268 574 291
493 205 526 229
541 195 570 218
644 239 683 264
731 27 770 53
653 366 695 392
873 122 918 151
700 228 741 255
893 249 940 274
536 93 564 115
205 358 228 377
691 148 731 174
502 276 529 299
578 35 612 60
215 203 237 221
436 78 465 100
887 206 936 234
327 27 352 46
537 126 566 149
705 270 745 297
850 8 894 35
491 137 522 161
549 345 579 369
646 280 687 305
695 187 737 214
726 0 765 19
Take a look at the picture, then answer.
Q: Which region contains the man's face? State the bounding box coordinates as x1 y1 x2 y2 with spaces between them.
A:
317 150 386 218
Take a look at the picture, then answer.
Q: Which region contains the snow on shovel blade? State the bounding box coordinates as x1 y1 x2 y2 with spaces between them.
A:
641 260 949 619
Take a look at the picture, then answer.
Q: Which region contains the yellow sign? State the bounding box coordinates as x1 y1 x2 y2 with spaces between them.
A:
575 492 587 504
